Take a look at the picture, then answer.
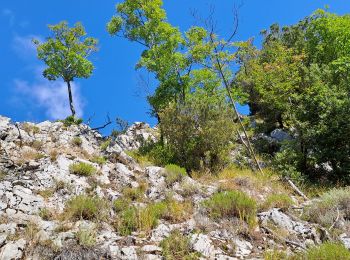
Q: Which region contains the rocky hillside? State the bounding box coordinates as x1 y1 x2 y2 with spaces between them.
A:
0 116 349 260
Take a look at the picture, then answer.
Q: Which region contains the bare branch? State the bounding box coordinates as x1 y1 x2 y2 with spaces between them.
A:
91 114 112 131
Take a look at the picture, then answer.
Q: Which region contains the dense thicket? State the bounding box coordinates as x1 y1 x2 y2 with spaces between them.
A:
236 10 350 182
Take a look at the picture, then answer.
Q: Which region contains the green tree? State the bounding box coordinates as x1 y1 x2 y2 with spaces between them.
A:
34 21 98 117
237 10 350 182
107 0 263 172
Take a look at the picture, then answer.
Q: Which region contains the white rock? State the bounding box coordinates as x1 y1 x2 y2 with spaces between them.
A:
0 239 26 260
190 233 222 258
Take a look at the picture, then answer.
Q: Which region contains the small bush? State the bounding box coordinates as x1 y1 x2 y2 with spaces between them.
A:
31 140 44 150
72 137 83 147
113 198 130 213
64 195 108 221
203 191 257 227
304 187 350 227
59 116 83 127
261 194 293 211
22 123 40 135
100 139 111 151
114 206 138 236
161 199 193 223
303 242 350 260
164 164 187 186
122 183 148 202
160 230 199 260
90 156 107 165
76 228 96 247
69 162 96 176
264 249 288 260
49 149 59 162
38 189 54 199
39 208 53 220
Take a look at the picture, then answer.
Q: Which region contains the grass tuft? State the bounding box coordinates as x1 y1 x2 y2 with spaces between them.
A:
69 162 96 176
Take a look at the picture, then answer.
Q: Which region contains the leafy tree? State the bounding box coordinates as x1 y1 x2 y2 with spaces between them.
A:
237 10 350 182
34 21 98 117
107 0 263 172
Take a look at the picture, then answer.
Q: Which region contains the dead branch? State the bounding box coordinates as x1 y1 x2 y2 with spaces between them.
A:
284 177 308 200
91 114 112 131
15 123 23 147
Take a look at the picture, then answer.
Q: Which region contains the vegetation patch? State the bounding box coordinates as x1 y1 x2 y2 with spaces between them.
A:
71 137 83 147
303 187 350 227
261 194 293 211
69 162 96 176
202 191 257 227
160 230 200 260
164 164 187 186
63 195 109 221
59 116 83 127
301 242 350 260
90 155 107 165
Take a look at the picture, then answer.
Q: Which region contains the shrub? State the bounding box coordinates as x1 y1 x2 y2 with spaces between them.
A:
303 242 350 260
90 156 107 165
114 206 138 236
72 137 82 147
202 191 257 227
160 230 199 260
261 194 293 211
100 139 111 151
39 208 53 220
303 187 350 227
64 195 108 221
164 164 187 186
114 200 191 235
122 182 148 202
69 162 96 176
59 116 83 127
76 228 96 247
159 99 236 172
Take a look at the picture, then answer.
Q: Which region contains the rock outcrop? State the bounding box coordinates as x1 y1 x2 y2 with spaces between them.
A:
0 116 345 259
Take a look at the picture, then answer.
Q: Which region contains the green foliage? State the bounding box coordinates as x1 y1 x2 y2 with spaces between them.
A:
59 116 83 127
114 199 192 235
122 182 148 202
71 137 82 147
160 230 200 260
100 139 111 151
76 228 96 247
90 156 107 165
38 208 53 221
261 194 293 211
108 0 243 173
159 99 236 172
164 164 187 186
302 242 350 260
303 187 350 227
69 162 96 176
64 195 108 221
236 10 350 182
202 191 257 227
34 21 97 83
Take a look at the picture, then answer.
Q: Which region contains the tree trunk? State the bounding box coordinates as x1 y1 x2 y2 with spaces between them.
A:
66 81 76 117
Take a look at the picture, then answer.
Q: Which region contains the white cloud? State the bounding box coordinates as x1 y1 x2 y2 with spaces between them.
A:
12 34 42 59
11 34 86 120
14 75 85 120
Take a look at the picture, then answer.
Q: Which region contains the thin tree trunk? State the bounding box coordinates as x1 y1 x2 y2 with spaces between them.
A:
66 81 76 117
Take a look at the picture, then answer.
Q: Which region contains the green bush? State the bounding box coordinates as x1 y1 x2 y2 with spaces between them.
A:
69 162 96 176
64 195 108 221
160 230 200 260
159 100 236 172
90 156 107 165
59 116 83 127
164 164 187 186
76 228 96 247
303 242 350 260
71 137 82 147
261 194 293 211
202 191 257 227
100 139 111 151
304 187 350 227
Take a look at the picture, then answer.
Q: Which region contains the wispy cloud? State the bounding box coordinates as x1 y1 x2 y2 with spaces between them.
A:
12 34 41 59
14 75 85 120
11 33 86 120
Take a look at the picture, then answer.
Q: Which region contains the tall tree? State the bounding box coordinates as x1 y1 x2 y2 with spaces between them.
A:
34 21 98 117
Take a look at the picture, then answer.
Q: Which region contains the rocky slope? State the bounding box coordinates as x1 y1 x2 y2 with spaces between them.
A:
0 116 348 259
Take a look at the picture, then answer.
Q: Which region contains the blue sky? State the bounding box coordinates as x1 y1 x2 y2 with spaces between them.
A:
1 0 349 132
